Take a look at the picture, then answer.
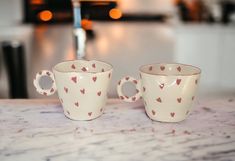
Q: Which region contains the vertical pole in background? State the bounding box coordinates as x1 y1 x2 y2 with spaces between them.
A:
2 41 28 98
72 0 86 59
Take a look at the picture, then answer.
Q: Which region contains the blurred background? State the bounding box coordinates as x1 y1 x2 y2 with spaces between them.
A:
0 0 235 99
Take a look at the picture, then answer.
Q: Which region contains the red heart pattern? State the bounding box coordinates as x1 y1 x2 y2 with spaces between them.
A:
50 88 54 93
92 76 97 82
176 79 181 85
46 72 50 76
177 66 181 72
143 87 146 92
171 112 175 117
97 91 101 96
88 112 92 116
152 110 156 115
82 67 87 72
149 66 153 71
64 87 68 93
80 89 85 94
120 96 124 100
125 77 129 81
177 98 182 103
132 97 136 101
71 76 77 83
92 63 96 68
159 83 164 89
156 97 162 103
71 64 76 69
160 66 165 71
133 80 138 84
75 102 79 107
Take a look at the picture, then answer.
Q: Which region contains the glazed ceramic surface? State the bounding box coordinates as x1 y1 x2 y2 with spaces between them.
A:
117 63 201 122
34 60 113 120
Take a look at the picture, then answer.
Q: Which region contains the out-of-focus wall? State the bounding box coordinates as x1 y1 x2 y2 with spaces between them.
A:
0 0 23 25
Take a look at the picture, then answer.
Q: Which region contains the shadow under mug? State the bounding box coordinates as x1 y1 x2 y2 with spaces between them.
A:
117 63 201 122
33 60 113 120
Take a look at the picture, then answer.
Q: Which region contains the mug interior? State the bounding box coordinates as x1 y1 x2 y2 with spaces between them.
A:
140 63 201 76
53 60 112 73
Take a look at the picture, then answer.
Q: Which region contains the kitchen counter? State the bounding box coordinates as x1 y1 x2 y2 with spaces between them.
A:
0 97 235 161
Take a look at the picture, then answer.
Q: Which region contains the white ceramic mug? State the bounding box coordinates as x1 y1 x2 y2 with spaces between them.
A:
34 60 113 120
117 63 201 122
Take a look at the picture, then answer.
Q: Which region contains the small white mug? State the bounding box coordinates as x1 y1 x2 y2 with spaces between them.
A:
34 60 113 120
117 63 201 122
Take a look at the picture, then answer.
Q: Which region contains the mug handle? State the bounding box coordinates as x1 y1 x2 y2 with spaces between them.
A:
117 76 142 102
33 70 57 96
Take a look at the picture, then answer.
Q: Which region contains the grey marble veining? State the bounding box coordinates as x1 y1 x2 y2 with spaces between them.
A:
0 98 235 161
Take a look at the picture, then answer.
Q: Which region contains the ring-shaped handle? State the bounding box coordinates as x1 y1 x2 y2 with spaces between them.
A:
117 76 141 102
33 70 56 96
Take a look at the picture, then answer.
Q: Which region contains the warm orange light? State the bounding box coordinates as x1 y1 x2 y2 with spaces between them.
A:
109 8 122 20
81 19 93 30
31 0 44 5
38 10 53 22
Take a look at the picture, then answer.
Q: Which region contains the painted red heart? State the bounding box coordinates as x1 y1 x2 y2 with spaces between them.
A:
92 76 97 82
82 67 87 72
149 66 153 71
88 112 92 116
108 73 111 78
125 96 129 99
75 102 79 107
177 66 181 72
160 66 165 71
132 97 136 101
102 68 105 72
177 98 182 103
120 96 124 100
170 112 175 117
192 96 195 100
46 72 50 76
125 77 129 81
143 87 146 92
176 79 181 85
80 89 85 94
152 110 156 115
71 64 76 69
92 63 96 68
43 92 47 96
159 83 164 89
133 80 138 84
64 87 68 93
71 76 77 83
97 91 101 96
156 97 162 103
50 88 54 93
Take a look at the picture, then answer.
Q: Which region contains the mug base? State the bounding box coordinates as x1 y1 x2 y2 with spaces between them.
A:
64 112 103 121
146 112 188 123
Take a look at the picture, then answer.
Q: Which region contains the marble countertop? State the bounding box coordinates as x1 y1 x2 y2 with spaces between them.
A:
0 98 235 161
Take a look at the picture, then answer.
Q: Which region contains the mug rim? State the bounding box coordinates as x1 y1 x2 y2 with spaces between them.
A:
139 63 201 76
52 59 113 74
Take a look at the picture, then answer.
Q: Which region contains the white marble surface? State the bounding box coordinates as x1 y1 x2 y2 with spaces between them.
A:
0 98 235 161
